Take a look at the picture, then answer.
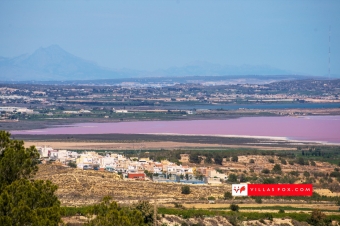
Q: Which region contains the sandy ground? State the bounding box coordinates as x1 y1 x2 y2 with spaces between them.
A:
24 141 295 150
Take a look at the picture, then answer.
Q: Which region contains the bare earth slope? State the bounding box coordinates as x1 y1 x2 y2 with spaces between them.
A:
35 164 230 206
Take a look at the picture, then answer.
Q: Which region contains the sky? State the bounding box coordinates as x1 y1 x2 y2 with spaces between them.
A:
0 0 340 77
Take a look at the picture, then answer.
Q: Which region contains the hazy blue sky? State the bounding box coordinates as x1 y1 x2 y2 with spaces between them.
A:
1 0 339 76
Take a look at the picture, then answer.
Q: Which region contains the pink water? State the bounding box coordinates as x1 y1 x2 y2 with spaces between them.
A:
10 116 340 143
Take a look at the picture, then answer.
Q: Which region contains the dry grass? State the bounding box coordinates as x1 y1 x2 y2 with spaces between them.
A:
314 189 340 197
34 164 230 206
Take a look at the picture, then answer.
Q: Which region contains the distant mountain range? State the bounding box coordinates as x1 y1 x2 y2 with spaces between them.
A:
0 45 299 81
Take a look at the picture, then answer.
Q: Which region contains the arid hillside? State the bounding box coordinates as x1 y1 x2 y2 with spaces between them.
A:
35 164 230 207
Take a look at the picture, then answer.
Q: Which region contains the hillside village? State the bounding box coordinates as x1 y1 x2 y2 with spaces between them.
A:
37 146 228 185
36 145 339 191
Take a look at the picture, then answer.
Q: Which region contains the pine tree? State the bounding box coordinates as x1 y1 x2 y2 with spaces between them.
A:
0 131 63 226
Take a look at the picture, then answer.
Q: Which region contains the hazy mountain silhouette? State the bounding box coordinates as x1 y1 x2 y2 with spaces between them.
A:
0 45 132 81
0 45 296 81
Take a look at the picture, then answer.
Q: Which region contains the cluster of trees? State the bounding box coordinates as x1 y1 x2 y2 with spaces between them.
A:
87 197 154 226
0 131 157 226
0 131 63 225
189 153 236 165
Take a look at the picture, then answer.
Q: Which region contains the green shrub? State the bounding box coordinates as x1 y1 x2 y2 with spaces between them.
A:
289 171 299 177
303 171 310 178
207 196 215 200
272 164 282 174
265 213 273 221
261 168 270 174
307 209 332 226
224 192 232 200
297 157 305 165
230 203 239 212
231 156 238 162
255 197 262 204
228 173 238 182
181 186 190 194
330 171 340 178
67 161 77 168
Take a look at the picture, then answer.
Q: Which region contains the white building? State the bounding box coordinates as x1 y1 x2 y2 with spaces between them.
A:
63 111 79 114
100 157 116 168
49 150 59 160
204 169 228 184
115 110 128 113
57 150 69 163
36 146 54 158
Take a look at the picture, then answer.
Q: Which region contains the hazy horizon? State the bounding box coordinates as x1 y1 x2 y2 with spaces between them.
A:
1 0 340 77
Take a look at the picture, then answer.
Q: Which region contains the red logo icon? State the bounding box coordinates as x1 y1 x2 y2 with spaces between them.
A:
233 185 246 194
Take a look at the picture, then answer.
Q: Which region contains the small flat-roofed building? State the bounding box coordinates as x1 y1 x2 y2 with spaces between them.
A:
127 173 145 180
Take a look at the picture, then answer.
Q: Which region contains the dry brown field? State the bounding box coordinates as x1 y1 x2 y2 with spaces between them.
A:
24 141 295 150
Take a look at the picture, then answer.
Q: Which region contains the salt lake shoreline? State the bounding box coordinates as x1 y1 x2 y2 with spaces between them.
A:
143 133 340 146
11 115 340 146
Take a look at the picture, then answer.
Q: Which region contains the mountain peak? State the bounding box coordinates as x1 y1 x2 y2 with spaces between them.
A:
34 44 68 56
0 45 121 81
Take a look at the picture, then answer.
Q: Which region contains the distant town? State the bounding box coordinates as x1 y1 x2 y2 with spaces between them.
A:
37 145 227 185
1 78 340 125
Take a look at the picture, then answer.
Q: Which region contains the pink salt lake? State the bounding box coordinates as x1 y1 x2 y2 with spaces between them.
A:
11 116 340 143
